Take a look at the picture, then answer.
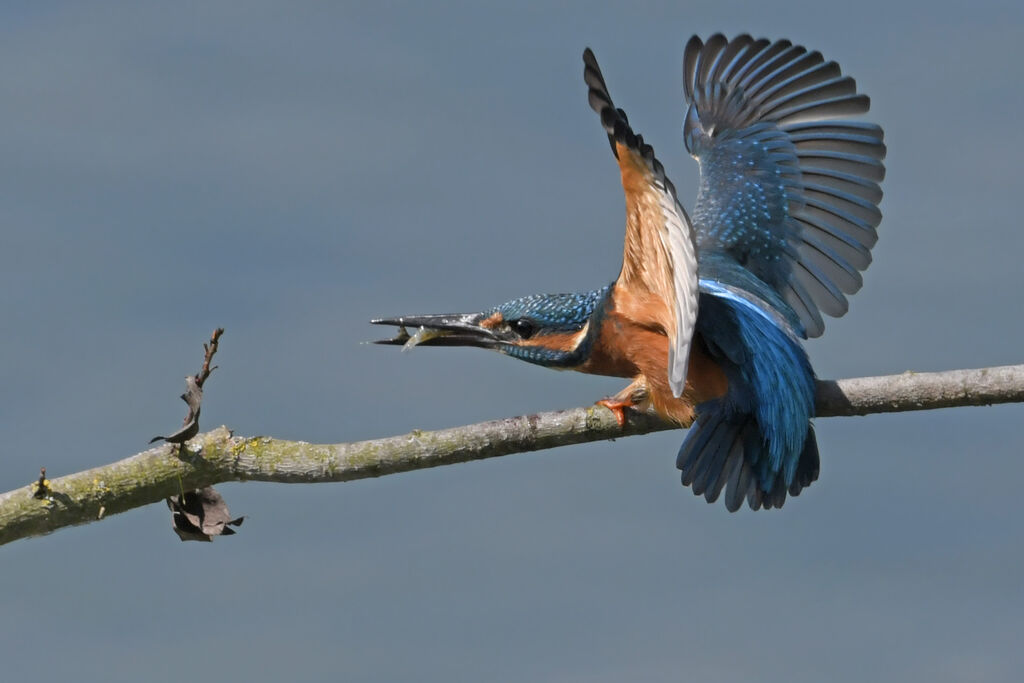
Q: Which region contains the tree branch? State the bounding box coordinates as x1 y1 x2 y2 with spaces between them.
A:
2 364 1023 546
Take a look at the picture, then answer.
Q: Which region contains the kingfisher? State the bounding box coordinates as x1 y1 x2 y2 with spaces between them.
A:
373 35 885 511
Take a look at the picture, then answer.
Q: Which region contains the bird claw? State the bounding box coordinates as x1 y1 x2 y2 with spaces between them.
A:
596 398 633 427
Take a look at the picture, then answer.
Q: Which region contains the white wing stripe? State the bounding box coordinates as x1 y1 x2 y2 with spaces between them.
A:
657 184 699 398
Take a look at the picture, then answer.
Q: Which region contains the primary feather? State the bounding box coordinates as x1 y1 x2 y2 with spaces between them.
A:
683 34 886 338
675 35 885 509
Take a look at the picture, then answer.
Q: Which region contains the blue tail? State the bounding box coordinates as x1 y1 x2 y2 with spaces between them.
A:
677 274 819 511
678 404 819 511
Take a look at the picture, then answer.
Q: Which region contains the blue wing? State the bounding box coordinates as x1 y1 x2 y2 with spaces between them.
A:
682 34 886 337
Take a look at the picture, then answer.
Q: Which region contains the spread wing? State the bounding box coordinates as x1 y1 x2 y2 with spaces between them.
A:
683 34 886 338
583 48 698 397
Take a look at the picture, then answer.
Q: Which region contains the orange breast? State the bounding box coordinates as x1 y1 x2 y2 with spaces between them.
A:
578 286 727 425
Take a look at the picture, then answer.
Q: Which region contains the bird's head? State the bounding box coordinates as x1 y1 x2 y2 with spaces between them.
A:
372 285 610 368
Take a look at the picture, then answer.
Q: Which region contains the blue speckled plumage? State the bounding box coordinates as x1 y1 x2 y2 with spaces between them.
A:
674 34 884 509
490 287 610 333
489 285 611 367
691 125 800 264
684 35 885 339
374 35 884 512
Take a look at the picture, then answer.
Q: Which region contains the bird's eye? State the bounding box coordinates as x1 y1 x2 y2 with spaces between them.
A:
510 319 535 339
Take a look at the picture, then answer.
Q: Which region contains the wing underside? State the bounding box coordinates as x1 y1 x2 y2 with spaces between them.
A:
583 48 699 396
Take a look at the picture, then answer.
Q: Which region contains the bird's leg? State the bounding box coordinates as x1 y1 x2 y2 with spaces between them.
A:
596 377 649 427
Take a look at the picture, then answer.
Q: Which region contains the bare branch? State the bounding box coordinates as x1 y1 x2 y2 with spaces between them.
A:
815 365 1024 416
196 327 224 388
149 328 224 445
2 364 1022 546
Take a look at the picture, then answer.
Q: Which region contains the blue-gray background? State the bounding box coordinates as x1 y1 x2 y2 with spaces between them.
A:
2 2 1022 681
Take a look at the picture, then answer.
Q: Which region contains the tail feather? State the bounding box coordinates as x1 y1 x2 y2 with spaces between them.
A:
691 418 735 496
789 426 820 496
725 449 754 512
677 404 820 512
704 437 744 504
678 411 728 486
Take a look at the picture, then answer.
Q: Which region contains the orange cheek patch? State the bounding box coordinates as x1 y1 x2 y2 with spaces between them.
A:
519 331 581 351
479 312 504 329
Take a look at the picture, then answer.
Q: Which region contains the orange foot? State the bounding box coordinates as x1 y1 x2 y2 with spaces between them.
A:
596 398 634 427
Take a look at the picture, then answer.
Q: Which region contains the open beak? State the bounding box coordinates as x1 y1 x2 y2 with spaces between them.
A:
371 312 500 350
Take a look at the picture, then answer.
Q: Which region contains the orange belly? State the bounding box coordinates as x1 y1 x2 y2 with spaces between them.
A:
577 302 728 426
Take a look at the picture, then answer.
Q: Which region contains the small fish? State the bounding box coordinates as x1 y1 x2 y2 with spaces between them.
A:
403 326 448 351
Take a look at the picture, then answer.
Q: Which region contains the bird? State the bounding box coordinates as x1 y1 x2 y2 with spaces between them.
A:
373 35 885 511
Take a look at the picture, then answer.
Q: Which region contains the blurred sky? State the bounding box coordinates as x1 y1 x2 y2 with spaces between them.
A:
2 2 1023 682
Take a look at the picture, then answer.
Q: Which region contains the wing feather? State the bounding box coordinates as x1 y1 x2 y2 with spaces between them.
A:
684 34 885 337
584 48 698 397
749 55 833 104
795 233 863 293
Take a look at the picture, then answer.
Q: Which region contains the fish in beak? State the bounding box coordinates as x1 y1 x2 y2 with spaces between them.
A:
371 313 506 350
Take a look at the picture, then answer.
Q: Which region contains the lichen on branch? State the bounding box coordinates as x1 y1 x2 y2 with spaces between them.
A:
1 364 1023 546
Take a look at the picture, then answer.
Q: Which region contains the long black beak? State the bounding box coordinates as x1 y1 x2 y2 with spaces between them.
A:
370 312 500 349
